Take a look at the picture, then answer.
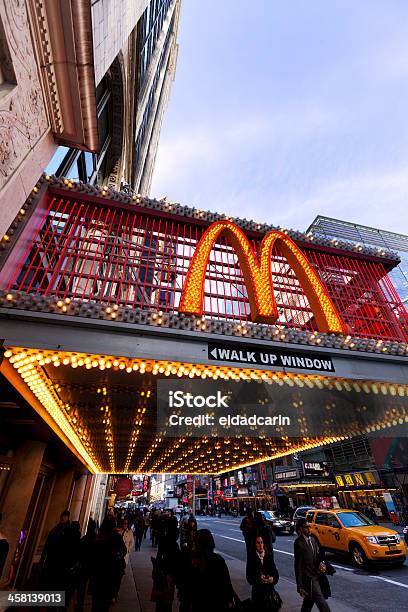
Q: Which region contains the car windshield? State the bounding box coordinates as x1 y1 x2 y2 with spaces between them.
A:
264 511 284 520
337 512 374 527
296 507 313 516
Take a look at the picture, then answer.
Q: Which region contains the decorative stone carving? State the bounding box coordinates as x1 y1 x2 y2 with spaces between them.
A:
106 55 125 189
27 0 63 134
0 0 49 186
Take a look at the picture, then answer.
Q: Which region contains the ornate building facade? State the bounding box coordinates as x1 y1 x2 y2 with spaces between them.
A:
0 0 181 235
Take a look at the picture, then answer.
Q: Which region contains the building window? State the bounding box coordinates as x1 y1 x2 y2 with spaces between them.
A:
137 0 173 94
45 73 112 184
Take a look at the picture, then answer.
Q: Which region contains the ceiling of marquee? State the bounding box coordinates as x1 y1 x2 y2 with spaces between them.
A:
2 348 407 474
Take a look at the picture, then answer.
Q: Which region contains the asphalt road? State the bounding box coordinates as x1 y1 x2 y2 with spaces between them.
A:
196 516 408 612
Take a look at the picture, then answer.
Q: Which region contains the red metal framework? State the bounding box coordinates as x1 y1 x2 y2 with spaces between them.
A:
3 193 408 341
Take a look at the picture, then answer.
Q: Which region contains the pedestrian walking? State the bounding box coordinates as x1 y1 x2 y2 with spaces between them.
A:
134 512 145 551
74 518 97 612
187 528 235 612
89 516 126 611
151 519 180 612
144 512 150 538
294 518 333 612
151 510 160 547
120 518 135 565
183 515 197 551
65 521 81 608
240 509 255 553
246 535 281 610
403 524 408 546
40 510 74 593
254 513 276 554
179 513 188 547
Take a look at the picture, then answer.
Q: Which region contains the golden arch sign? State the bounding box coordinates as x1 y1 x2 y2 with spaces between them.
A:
179 220 346 334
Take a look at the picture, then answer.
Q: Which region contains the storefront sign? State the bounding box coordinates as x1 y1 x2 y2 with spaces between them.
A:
335 471 380 488
238 487 249 496
274 468 299 481
179 220 345 333
114 477 133 498
303 461 330 478
208 342 335 372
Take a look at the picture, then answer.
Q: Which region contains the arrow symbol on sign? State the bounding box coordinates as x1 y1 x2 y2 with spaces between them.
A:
209 348 217 358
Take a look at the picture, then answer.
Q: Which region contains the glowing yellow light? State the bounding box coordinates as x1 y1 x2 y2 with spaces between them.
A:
179 220 345 333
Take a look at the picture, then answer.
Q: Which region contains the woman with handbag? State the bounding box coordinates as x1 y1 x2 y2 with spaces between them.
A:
246 535 281 611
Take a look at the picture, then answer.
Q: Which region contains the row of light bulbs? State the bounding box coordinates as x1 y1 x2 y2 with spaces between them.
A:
5 347 407 474
6 349 407 398
2 290 407 358
6 353 102 473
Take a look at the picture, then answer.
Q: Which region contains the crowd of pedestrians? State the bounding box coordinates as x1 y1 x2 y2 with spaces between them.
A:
37 505 337 611
40 509 131 611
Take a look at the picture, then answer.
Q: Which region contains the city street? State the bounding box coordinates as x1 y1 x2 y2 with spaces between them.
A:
197 516 408 612
1 2 408 606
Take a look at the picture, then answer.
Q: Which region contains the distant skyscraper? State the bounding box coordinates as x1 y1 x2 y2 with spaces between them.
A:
307 216 408 304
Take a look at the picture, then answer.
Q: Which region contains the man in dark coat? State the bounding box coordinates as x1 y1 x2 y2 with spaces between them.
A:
294 518 331 612
40 510 74 592
89 516 127 611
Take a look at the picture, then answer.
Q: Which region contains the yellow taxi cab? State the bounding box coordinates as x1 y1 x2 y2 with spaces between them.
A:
306 508 406 567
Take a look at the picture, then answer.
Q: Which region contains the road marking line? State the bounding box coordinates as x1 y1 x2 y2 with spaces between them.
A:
214 548 238 561
274 548 295 557
201 519 239 526
217 535 245 543
228 528 242 532
368 576 408 589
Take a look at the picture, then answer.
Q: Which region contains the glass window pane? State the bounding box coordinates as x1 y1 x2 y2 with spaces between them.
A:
84 152 95 180
44 146 70 175
98 103 110 148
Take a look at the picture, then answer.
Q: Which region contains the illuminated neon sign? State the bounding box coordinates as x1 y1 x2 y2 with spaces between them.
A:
179 220 346 333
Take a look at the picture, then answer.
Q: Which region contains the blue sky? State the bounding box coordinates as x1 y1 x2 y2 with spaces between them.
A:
150 0 408 234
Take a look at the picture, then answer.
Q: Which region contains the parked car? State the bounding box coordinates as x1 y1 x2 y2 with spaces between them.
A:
306 509 407 567
257 510 294 534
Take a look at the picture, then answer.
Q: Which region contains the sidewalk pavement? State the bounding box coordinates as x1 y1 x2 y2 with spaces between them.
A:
125 538 357 612
116 557 142 612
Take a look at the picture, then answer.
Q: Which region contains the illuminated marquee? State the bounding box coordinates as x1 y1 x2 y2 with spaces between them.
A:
179 220 346 334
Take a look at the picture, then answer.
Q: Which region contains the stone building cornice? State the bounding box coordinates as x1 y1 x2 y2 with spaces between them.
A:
28 0 99 152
